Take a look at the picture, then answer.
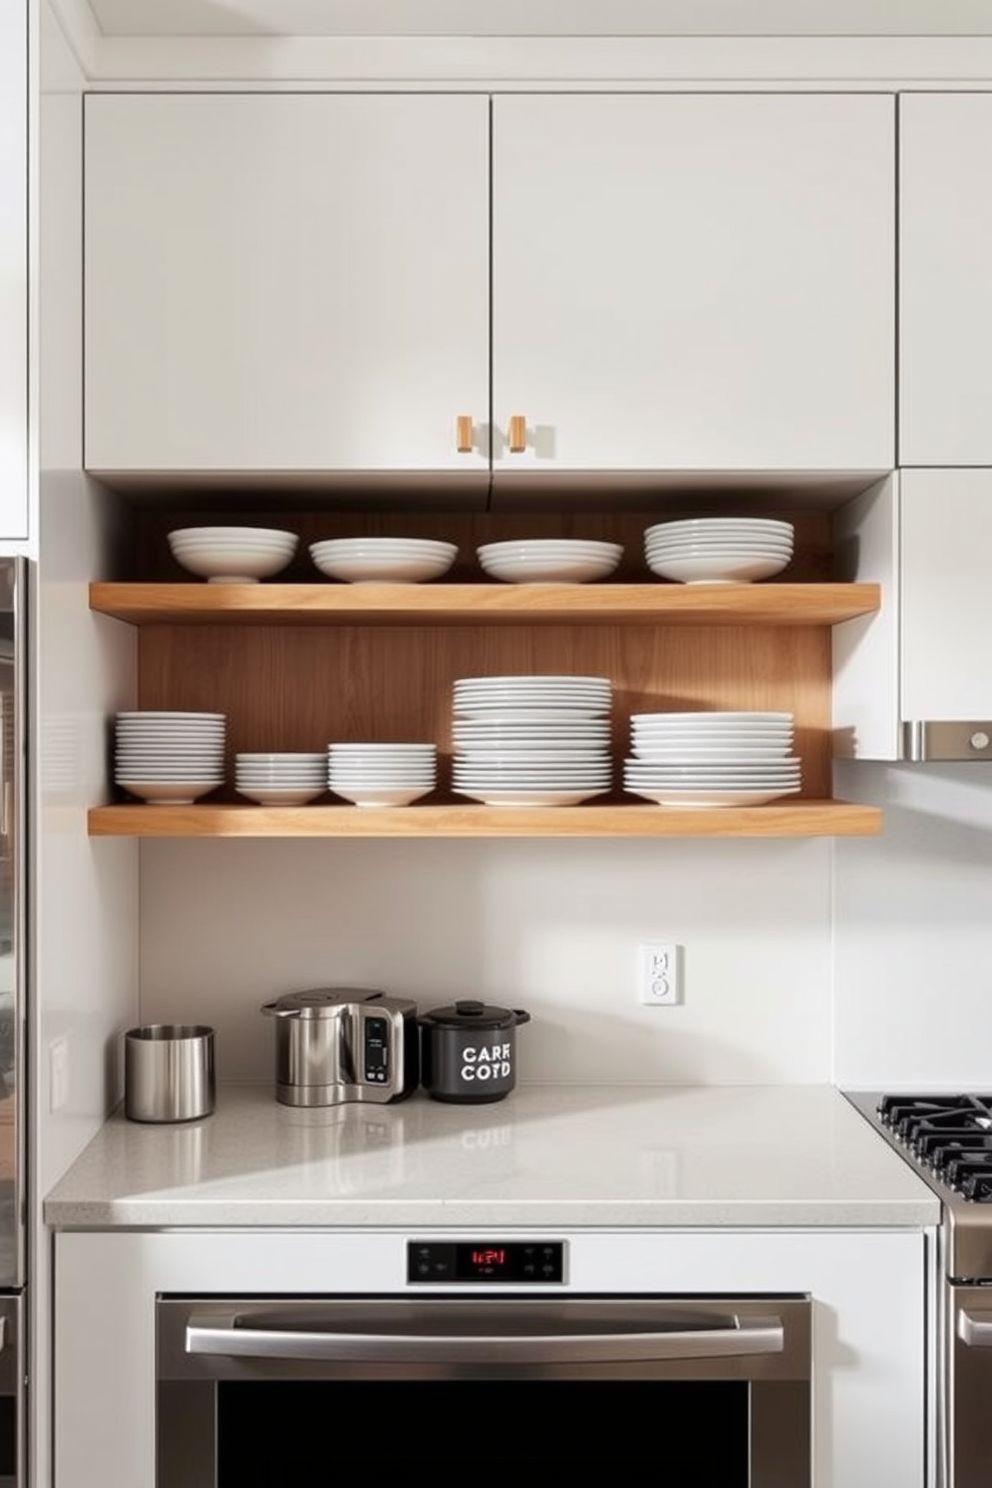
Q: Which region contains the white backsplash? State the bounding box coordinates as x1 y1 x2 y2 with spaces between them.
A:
834 759 992 1090
139 835 833 1086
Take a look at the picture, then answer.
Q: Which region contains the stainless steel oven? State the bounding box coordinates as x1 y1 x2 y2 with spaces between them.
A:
157 1244 812 1488
846 1091 992 1488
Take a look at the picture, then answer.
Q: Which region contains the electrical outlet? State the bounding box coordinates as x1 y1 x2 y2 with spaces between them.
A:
638 942 682 1006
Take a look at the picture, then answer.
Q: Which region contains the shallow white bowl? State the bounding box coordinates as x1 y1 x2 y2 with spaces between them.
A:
235 785 326 806
116 780 223 804
310 539 457 583
330 785 434 807
452 786 609 807
477 539 622 584
647 552 791 584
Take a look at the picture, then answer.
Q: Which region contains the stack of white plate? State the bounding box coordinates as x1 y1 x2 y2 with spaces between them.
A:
452 675 613 807
114 711 226 805
310 538 458 583
235 752 327 806
327 743 437 807
623 710 801 807
167 526 298 583
476 539 623 584
644 518 794 584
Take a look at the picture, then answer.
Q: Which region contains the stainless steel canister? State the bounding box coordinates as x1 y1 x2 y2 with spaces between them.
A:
124 1023 216 1122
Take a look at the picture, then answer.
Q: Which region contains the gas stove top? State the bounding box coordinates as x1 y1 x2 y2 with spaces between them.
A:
845 1091 992 1279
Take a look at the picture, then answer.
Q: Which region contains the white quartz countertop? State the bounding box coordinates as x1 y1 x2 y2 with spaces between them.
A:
43 1083 940 1230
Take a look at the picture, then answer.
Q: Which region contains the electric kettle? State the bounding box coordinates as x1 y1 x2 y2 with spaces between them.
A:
261 987 419 1107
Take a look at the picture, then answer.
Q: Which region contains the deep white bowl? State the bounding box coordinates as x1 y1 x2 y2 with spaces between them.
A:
168 527 298 583
646 551 791 584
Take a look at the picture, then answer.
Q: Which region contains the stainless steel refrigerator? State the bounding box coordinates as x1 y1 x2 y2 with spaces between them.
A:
0 558 29 1486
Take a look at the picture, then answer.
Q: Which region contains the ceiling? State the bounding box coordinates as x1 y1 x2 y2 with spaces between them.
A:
79 0 992 39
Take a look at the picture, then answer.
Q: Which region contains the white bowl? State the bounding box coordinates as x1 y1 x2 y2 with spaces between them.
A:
235 785 326 806
477 540 622 584
310 539 457 583
330 785 434 807
116 780 223 804
168 528 299 583
646 552 791 584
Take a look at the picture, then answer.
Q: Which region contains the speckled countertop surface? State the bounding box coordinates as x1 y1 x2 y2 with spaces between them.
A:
43 1082 939 1230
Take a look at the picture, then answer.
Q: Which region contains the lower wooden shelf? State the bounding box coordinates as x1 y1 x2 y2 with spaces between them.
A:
87 800 881 839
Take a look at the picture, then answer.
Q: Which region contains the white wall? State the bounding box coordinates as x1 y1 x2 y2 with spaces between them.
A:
834 760 992 1089
140 835 833 1085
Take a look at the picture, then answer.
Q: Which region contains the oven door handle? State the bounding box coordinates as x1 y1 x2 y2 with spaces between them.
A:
185 1312 785 1363
958 1309 992 1347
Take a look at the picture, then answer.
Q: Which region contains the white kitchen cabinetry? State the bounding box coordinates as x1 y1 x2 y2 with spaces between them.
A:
900 93 992 466
833 469 992 759
84 91 895 486
491 93 895 477
53 1226 931 1488
83 94 490 480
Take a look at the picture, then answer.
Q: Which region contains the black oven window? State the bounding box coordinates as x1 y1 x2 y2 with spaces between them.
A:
216 1380 749 1487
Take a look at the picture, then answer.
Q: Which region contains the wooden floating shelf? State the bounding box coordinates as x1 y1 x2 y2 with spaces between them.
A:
87 800 882 839
89 582 880 628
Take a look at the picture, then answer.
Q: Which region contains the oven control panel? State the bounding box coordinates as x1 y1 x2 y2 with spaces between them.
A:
407 1241 565 1283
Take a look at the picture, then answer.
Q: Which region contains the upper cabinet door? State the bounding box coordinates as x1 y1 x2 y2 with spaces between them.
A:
491 94 895 474
84 95 490 477
900 94 992 467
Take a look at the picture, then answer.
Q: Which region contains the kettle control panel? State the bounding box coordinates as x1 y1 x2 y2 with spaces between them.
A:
407 1240 565 1283
363 1015 390 1084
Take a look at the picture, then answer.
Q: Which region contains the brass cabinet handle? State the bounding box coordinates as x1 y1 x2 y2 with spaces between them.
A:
455 415 474 454
508 415 527 454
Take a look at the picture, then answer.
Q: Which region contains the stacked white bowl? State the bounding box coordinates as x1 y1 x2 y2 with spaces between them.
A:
623 710 801 807
327 743 437 807
476 539 623 584
644 517 794 584
167 526 298 583
451 675 613 806
114 711 226 804
310 538 458 583
235 753 327 806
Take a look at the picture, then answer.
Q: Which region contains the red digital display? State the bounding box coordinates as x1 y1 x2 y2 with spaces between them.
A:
470 1248 507 1269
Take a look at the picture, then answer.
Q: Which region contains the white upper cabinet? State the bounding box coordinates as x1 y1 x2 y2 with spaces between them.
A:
491 93 895 475
83 94 490 478
85 91 895 486
900 94 992 467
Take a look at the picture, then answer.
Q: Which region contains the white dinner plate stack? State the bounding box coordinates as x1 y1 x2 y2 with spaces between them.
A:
623 710 801 807
451 675 613 806
235 752 328 806
114 711 226 804
644 518 795 584
327 743 437 807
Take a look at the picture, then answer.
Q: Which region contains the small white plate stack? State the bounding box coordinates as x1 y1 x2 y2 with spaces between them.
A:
235 753 327 806
476 539 623 584
644 518 794 584
327 743 437 807
623 711 801 807
115 711 226 804
451 675 613 806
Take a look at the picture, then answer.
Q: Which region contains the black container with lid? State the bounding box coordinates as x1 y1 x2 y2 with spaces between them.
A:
419 999 531 1104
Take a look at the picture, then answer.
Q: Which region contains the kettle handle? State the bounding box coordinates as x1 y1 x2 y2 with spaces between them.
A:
513 1009 531 1026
